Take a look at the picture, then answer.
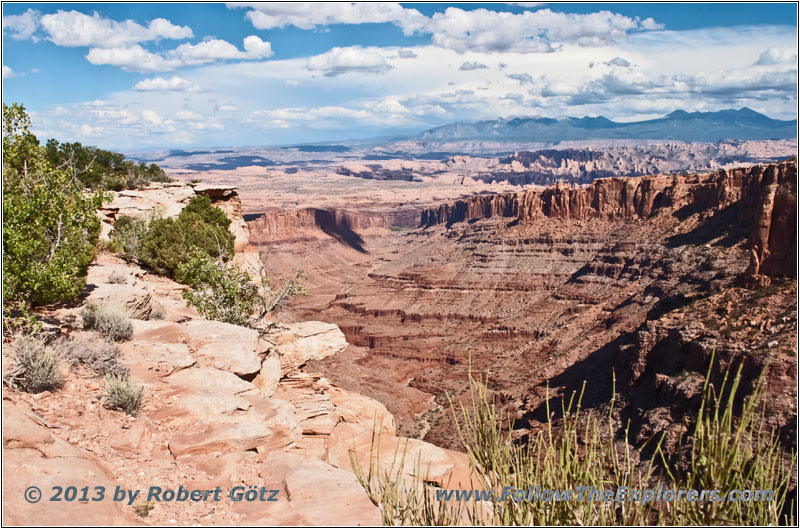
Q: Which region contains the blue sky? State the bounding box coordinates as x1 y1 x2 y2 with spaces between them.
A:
2 2 797 149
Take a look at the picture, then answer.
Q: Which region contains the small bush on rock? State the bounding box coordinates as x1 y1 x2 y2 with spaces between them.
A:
106 271 127 284
5 334 62 393
104 372 143 415
53 336 127 376
80 301 133 342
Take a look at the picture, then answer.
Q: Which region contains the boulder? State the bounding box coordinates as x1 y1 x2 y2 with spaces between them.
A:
183 320 263 376
272 321 348 374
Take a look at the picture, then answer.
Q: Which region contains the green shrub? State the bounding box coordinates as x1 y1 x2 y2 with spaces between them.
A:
139 195 234 277
109 215 149 261
177 249 259 326
80 301 134 342
44 138 171 191
5 334 62 393
53 336 127 376
103 373 143 415
3 103 107 307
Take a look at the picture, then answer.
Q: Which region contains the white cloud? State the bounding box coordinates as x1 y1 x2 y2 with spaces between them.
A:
80 124 104 135
508 73 534 85
606 57 632 68
3 8 39 40
398 49 418 59
86 36 272 72
285 79 299 87
86 44 176 72
142 109 165 125
217 104 238 111
39 10 192 48
174 110 201 120
755 48 798 66
459 61 488 71
134 76 198 92
306 46 392 76
232 2 428 35
173 36 272 66
425 7 661 53
2 66 17 79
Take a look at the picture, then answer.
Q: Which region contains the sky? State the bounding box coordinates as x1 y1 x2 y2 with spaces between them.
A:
2 2 798 149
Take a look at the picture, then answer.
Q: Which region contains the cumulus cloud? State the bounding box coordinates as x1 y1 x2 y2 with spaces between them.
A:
285 79 299 87
232 2 428 35
306 46 392 76
606 57 632 68
425 7 661 53
86 44 176 72
3 8 39 40
174 110 201 121
86 36 271 72
397 49 418 59
134 76 198 92
459 61 488 71
508 73 534 85
172 36 272 66
80 124 104 135
755 48 798 66
2 66 17 79
39 10 192 48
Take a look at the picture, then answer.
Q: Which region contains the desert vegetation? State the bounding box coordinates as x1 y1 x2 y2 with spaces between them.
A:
44 137 171 191
4 334 63 394
2 103 107 311
80 301 134 342
353 362 795 526
103 372 144 416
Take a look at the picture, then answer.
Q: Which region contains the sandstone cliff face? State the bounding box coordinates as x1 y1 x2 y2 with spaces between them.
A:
421 162 797 278
99 182 250 252
248 207 389 249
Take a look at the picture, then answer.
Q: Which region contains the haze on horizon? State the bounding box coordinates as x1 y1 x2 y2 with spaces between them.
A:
2 2 797 150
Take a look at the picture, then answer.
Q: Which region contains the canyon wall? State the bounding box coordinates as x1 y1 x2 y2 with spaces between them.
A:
247 207 390 251
422 162 796 278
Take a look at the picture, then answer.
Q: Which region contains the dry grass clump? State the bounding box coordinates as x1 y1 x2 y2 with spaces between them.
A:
103 373 143 416
52 336 127 376
80 301 133 342
105 271 128 284
4 333 62 393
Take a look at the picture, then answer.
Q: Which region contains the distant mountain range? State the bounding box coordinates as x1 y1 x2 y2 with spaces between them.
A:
415 108 797 143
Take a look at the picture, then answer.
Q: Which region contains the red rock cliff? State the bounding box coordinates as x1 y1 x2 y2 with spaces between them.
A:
421 163 796 277
248 207 389 245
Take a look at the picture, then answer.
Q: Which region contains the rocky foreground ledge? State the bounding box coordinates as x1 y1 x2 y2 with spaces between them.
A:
3 183 470 526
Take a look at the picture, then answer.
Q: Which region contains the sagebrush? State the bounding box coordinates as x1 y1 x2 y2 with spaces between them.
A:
104 373 143 415
5 333 62 393
80 301 133 342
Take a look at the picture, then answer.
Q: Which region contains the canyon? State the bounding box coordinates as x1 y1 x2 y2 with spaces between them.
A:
244 162 797 450
5 156 796 525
